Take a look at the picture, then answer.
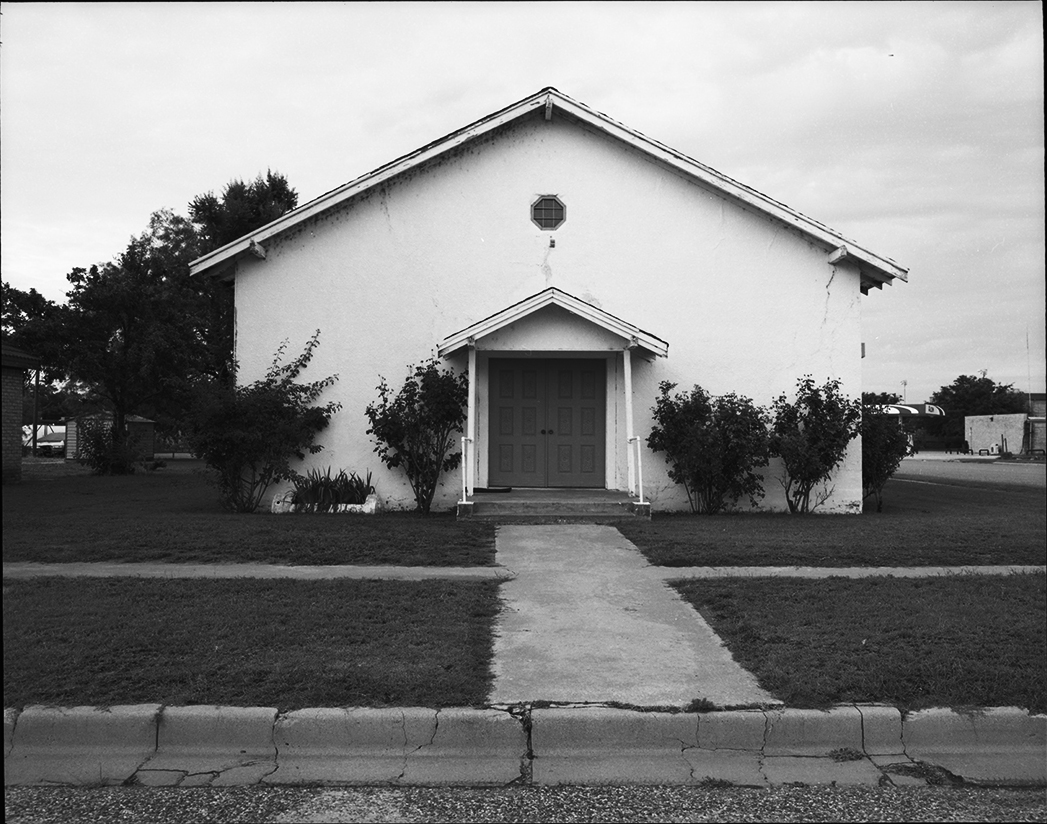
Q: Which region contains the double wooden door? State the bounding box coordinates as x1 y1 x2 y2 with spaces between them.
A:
488 358 606 488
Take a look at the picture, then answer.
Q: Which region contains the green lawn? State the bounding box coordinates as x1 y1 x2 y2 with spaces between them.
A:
2 461 495 566
619 473 1046 567
2 578 499 710
672 573 1047 713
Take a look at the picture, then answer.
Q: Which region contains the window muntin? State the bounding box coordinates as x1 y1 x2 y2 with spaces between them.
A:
531 196 565 229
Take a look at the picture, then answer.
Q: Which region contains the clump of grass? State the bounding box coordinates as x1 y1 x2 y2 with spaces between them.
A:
292 467 374 511
671 573 1046 713
3 578 500 710
684 697 719 713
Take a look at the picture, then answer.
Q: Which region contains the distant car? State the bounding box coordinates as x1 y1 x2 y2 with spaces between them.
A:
21 425 66 456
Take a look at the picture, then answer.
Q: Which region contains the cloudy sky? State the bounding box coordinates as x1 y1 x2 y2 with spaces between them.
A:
2 1 1043 404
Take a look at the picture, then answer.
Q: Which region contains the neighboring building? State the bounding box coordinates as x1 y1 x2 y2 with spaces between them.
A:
2 343 39 484
64 413 156 462
964 393 1047 455
1028 392 1047 454
965 414 1028 455
190 88 907 513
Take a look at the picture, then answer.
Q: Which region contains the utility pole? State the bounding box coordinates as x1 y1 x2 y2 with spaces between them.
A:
901 380 907 403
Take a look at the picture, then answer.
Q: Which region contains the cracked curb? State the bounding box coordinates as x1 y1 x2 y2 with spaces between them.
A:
4 704 1044 787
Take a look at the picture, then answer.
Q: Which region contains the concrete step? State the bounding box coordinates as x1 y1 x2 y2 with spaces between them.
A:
459 499 649 521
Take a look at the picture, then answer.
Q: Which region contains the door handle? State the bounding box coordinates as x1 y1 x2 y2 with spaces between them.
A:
540 429 555 435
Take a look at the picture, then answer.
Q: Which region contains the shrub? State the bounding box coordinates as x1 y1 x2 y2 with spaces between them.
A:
75 417 141 475
365 357 468 515
647 382 769 514
292 468 374 512
188 331 341 513
769 376 862 513
861 407 912 512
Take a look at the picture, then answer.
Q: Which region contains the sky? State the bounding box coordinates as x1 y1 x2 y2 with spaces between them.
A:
1 1 1043 404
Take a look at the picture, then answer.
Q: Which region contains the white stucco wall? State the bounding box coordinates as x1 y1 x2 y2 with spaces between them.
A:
233 110 865 512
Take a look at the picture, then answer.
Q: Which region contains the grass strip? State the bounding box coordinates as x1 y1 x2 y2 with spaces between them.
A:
2 465 495 566
3 578 499 710
619 477 1046 567
671 573 1046 713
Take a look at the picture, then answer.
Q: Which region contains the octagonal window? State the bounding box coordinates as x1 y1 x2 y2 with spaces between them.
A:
531 196 565 230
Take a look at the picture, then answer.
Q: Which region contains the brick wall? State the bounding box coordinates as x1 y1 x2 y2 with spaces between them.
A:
2 365 25 484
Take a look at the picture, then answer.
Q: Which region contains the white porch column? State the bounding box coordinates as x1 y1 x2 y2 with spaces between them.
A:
623 344 636 495
466 342 477 495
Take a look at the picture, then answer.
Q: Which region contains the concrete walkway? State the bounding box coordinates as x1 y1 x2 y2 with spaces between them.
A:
490 525 777 708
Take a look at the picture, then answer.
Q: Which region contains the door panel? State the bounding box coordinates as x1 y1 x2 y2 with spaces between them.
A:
488 358 605 488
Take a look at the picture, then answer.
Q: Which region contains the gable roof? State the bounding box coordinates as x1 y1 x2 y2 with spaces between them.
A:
189 87 907 294
437 287 669 358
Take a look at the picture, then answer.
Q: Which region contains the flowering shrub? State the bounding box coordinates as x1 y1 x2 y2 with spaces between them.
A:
188 331 340 513
861 407 912 512
769 376 862 513
365 357 468 515
647 382 769 514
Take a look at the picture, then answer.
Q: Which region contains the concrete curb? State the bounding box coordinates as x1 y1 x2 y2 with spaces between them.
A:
5 704 1044 787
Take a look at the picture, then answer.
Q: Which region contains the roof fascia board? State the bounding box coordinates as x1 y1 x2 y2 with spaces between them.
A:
548 92 907 283
190 93 551 277
437 288 668 358
191 87 906 286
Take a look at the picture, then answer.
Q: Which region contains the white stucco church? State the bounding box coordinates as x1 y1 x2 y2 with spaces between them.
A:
190 88 907 513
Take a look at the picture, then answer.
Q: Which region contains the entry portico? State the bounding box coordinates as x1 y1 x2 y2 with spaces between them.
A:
437 288 668 502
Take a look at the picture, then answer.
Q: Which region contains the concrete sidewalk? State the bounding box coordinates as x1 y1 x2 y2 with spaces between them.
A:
490 525 776 708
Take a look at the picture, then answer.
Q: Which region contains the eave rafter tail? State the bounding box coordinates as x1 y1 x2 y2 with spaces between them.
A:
829 245 907 295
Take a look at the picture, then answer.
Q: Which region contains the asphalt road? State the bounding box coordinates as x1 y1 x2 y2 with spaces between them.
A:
895 456 1047 489
6 785 1047 823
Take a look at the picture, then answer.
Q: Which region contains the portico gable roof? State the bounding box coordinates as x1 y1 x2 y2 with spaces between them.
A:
437 288 668 359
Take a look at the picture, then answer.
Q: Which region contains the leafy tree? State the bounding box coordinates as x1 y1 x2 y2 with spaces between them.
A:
4 172 298 468
187 331 340 513
769 376 863 514
861 407 912 512
2 282 56 343
928 374 1028 441
74 416 145 475
52 213 204 456
365 358 469 515
2 282 72 422
862 391 901 405
647 382 769 514
190 171 299 250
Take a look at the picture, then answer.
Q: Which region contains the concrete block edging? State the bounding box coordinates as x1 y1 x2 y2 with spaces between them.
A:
4 703 1044 787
